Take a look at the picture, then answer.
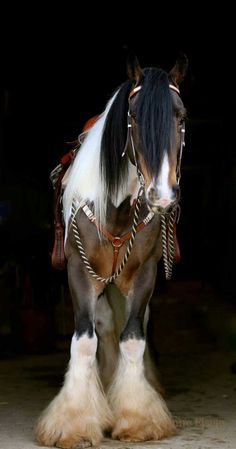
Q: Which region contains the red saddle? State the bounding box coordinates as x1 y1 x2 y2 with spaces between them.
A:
51 115 99 270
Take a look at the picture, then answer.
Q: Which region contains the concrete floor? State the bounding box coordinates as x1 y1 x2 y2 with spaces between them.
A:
0 281 236 449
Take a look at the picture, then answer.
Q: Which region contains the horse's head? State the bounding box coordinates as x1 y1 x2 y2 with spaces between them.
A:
125 52 188 214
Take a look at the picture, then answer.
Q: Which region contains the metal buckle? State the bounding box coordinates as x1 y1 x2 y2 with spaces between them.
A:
112 237 123 248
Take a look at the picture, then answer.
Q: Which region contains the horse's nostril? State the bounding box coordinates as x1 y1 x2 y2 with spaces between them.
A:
147 187 158 204
172 185 180 201
146 184 180 213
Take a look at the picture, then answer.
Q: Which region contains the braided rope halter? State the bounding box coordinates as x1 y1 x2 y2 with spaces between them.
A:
160 83 185 279
160 206 179 280
71 83 185 283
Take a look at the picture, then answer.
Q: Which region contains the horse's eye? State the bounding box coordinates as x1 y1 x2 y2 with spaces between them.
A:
131 112 137 122
178 113 187 128
176 107 187 128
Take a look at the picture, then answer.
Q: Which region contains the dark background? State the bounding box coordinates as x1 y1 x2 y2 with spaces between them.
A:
0 7 235 353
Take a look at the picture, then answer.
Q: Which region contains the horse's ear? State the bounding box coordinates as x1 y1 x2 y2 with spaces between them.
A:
126 50 142 86
169 52 188 87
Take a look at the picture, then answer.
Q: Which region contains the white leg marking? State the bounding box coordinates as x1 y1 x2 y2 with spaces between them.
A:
35 333 112 448
108 338 176 442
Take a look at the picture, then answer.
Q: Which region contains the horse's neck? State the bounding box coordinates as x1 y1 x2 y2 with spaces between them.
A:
103 161 144 234
105 195 152 237
105 197 135 234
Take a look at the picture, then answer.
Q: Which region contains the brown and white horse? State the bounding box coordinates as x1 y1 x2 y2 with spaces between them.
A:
35 52 188 448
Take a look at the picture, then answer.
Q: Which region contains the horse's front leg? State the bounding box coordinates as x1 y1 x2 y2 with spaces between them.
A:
109 260 176 442
35 254 112 449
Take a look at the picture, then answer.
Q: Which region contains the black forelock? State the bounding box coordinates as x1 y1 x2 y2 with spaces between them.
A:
137 68 172 179
100 68 172 200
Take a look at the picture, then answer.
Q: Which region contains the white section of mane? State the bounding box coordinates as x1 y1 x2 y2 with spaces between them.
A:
62 94 114 236
62 90 139 238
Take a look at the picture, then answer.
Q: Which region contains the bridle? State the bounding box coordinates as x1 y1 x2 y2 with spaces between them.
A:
123 82 185 200
169 84 186 186
71 82 186 283
122 82 186 279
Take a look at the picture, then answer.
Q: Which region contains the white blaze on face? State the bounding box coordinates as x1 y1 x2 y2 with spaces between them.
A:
147 153 173 208
157 153 172 198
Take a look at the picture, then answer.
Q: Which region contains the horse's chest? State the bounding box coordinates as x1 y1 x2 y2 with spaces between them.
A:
70 211 162 280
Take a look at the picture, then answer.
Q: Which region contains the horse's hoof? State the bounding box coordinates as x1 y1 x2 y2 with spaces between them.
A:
35 425 100 449
73 443 92 449
56 439 92 449
111 410 177 442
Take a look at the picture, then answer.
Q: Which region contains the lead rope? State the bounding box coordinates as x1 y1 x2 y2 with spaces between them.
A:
160 207 178 280
161 121 185 280
71 185 144 284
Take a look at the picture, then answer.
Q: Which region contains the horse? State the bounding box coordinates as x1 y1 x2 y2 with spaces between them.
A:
35 51 188 448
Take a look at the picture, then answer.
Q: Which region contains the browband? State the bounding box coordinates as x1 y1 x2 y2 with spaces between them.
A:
129 83 180 98
129 86 142 98
169 84 180 95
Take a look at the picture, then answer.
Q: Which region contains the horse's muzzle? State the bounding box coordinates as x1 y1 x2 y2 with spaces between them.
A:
146 185 180 215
